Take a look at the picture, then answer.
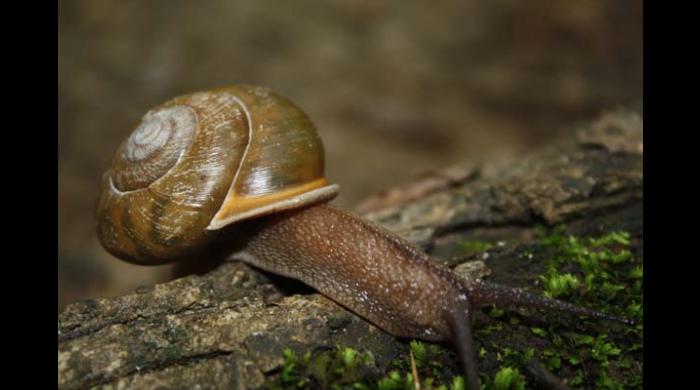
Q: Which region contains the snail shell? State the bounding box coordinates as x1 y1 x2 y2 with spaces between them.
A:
96 85 339 264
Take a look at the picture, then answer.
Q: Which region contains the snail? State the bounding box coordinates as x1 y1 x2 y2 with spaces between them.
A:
96 85 630 389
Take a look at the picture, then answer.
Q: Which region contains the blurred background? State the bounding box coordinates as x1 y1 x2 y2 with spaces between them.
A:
58 0 642 311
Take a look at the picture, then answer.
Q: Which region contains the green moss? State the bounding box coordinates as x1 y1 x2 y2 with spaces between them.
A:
530 327 546 337
492 367 525 390
268 343 460 390
449 376 465 390
589 334 621 362
530 226 643 389
521 348 534 364
587 231 631 247
488 307 505 319
544 355 561 371
410 340 427 366
457 240 493 253
476 323 503 337
535 226 642 319
595 371 625 390
569 370 585 386
599 282 625 300
377 370 413 390
538 272 580 298
628 265 643 279
342 347 359 368
279 348 310 387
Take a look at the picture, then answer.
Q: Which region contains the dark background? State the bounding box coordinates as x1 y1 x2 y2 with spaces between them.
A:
58 0 642 310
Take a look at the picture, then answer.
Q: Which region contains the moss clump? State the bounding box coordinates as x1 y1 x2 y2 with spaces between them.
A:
270 346 377 389
534 227 642 320
457 240 493 254
376 370 413 390
269 342 555 390
492 367 525 390
528 226 643 389
267 342 467 390
538 272 580 298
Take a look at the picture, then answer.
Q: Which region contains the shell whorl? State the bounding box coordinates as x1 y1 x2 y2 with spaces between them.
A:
97 85 338 264
97 90 247 263
112 105 197 192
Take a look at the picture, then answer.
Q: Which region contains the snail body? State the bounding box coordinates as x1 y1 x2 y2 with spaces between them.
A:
97 85 629 390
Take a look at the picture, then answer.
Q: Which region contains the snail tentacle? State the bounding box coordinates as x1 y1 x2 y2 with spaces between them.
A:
448 302 481 390
464 279 633 325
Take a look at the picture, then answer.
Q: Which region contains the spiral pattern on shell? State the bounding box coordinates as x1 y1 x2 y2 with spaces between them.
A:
97 85 338 264
112 105 197 191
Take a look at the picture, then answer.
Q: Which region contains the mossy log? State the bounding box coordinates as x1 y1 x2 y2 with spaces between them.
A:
59 109 642 389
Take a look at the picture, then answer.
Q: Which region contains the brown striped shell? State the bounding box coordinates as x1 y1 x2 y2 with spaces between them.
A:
96 85 339 264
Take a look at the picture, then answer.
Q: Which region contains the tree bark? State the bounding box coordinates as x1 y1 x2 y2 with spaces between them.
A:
59 109 642 389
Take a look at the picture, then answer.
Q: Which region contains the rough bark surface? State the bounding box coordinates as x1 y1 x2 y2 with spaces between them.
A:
58 109 642 389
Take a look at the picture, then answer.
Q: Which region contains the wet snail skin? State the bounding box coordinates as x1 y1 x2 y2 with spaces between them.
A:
96 85 631 389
